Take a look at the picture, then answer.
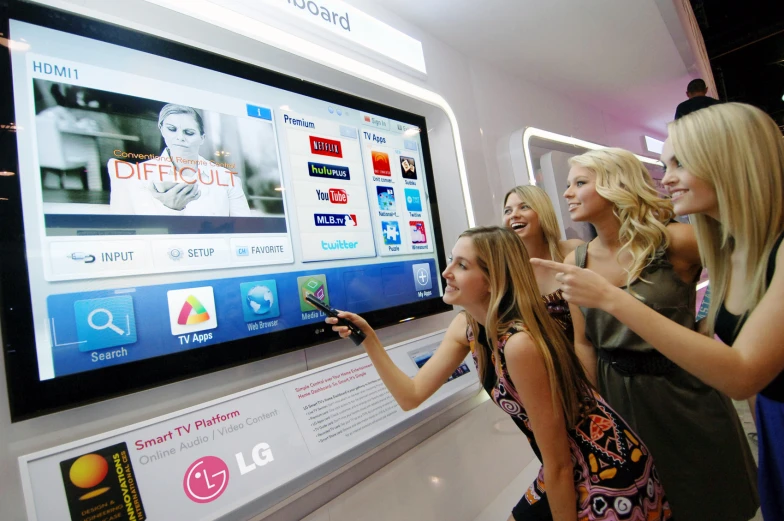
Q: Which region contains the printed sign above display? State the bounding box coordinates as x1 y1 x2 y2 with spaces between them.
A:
20 332 479 520
145 0 428 74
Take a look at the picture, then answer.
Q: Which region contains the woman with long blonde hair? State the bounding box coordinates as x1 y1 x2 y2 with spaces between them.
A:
541 147 758 521
533 103 784 519
503 186 582 337
327 226 672 521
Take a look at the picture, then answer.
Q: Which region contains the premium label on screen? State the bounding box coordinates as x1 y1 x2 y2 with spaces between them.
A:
309 136 343 157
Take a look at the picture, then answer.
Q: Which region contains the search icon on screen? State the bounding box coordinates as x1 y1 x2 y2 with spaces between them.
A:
87 308 125 335
73 295 137 352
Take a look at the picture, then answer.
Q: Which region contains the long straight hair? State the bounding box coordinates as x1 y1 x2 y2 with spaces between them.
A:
460 226 595 426
569 148 674 291
503 185 564 262
669 103 784 334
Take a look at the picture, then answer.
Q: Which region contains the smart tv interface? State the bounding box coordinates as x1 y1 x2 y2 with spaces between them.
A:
0 4 450 420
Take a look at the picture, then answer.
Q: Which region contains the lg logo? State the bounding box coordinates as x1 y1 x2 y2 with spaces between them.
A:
235 442 275 475
182 442 275 504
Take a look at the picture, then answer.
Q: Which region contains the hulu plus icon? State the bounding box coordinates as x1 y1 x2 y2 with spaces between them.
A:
297 275 329 312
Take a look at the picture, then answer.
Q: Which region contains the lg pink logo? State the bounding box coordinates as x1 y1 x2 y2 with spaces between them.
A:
183 456 229 503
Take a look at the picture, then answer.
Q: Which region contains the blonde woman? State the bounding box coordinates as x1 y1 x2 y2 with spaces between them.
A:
533 104 784 519
535 147 758 521
327 226 671 521
503 186 582 337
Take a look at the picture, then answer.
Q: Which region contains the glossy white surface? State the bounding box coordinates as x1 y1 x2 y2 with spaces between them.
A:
303 399 540 521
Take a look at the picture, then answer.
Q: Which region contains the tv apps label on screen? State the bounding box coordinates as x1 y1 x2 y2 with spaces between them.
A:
167 287 218 344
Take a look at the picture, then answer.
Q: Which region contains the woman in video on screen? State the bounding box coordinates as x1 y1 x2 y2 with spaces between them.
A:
532 103 784 519
503 185 583 338
327 226 672 521
109 103 251 216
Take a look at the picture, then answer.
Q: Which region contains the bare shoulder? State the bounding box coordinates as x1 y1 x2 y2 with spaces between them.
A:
666 221 701 267
563 248 578 266
444 312 471 348
502 330 541 368
559 239 584 258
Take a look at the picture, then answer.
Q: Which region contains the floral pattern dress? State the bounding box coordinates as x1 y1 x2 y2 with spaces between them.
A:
469 323 673 521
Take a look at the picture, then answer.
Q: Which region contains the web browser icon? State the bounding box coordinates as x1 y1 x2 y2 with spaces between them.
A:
73 296 137 352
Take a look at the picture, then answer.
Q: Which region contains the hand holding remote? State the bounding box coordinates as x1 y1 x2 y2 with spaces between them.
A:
305 293 367 346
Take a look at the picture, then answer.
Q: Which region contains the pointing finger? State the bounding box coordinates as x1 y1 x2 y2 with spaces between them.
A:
530 258 570 272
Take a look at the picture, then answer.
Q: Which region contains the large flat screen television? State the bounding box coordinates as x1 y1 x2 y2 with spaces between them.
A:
0 1 450 421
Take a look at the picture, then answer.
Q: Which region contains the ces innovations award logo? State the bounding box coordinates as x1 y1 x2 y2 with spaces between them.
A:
59 442 146 521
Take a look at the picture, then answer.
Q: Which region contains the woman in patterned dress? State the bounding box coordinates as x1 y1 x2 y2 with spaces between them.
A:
326 226 671 521
503 186 583 338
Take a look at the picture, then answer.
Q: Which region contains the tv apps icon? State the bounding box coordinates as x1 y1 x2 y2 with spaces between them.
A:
381 221 401 245
167 286 217 336
240 280 280 322
376 186 395 211
371 151 391 176
400 156 417 180
410 221 428 244
404 188 422 212
73 295 137 352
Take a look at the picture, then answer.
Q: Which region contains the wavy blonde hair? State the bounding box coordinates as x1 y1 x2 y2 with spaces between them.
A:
460 226 595 426
569 148 674 292
669 103 784 334
503 185 564 262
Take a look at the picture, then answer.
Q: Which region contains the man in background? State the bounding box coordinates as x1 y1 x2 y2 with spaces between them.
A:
674 78 720 120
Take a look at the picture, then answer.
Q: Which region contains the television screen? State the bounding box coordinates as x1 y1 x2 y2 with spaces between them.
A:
0 2 450 421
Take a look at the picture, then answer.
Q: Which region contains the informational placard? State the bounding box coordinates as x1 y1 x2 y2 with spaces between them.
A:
20 331 479 521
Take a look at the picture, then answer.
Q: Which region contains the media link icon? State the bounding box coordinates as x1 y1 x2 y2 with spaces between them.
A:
240 280 280 322
412 263 433 291
381 221 401 245
298 275 329 312
73 295 137 352
167 286 217 336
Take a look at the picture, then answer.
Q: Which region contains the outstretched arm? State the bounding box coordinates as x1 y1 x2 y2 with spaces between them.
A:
329 312 471 410
531 252 784 399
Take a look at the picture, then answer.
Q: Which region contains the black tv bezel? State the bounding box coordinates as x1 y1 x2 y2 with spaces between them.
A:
0 1 452 422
